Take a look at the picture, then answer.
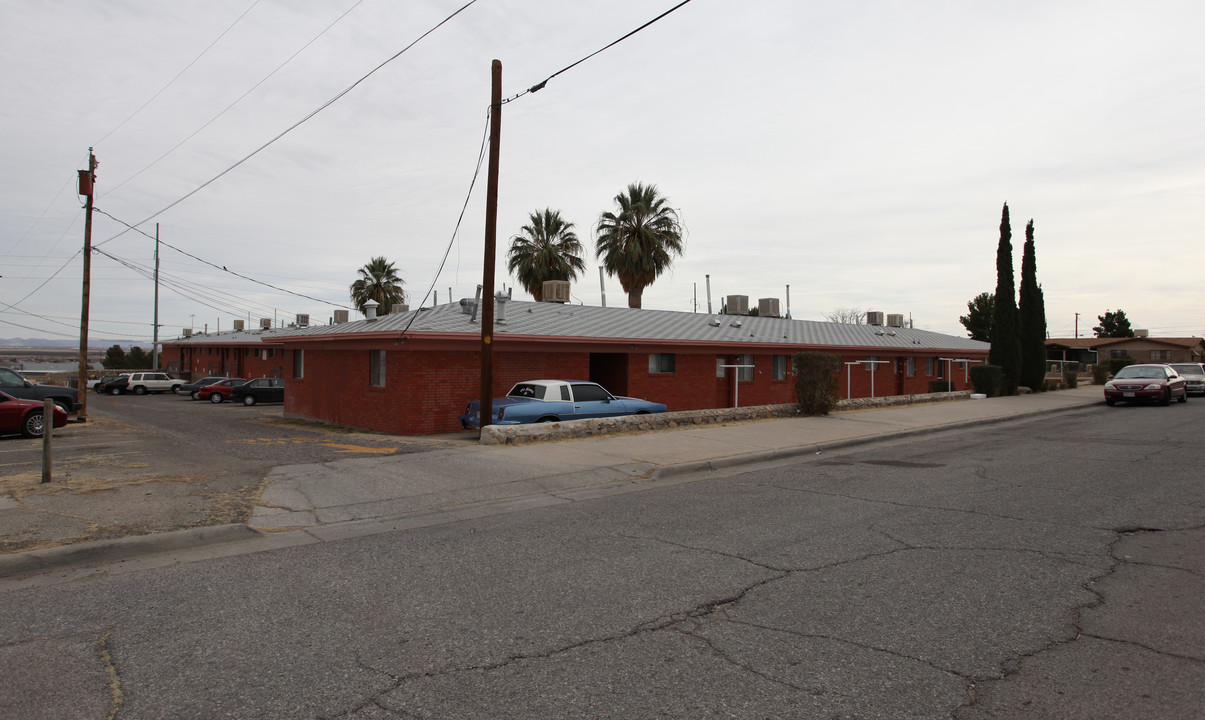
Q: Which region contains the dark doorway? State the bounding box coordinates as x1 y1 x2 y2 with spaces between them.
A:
590 353 629 395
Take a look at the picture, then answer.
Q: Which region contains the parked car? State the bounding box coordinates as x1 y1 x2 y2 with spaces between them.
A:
125 372 183 395
0 366 83 413
230 377 285 406
1103 364 1188 406
96 375 131 395
1168 363 1205 397
0 390 69 438
181 376 230 401
92 375 123 392
460 380 667 429
197 378 247 403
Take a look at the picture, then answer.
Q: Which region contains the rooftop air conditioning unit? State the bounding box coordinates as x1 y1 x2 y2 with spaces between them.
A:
388 304 409 315
260 318 272 330
333 309 349 324
725 295 749 315
295 314 310 327
233 320 245 331
542 280 570 303
866 311 885 326
1135 329 1149 337
182 328 193 337
886 313 904 328
758 298 781 318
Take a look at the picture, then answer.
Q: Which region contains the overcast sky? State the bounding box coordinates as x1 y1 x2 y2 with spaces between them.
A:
2 0 1202 345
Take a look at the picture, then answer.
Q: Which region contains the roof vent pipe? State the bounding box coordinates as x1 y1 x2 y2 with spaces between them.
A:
705 274 712 314
364 300 379 321
495 289 511 325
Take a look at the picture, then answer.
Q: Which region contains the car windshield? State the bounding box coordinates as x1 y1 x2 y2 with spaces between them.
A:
507 383 546 399
1114 367 1164 379
1170 365 1204 377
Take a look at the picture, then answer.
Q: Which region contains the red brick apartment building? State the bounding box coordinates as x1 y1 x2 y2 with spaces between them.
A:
161 300 989 435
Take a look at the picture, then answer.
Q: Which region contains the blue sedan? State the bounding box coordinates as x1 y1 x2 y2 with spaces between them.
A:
460 380 667 429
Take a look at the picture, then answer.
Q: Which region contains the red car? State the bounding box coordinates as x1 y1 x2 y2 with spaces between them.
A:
196 378 247 404
1104 364 1188 406
0 391 69 438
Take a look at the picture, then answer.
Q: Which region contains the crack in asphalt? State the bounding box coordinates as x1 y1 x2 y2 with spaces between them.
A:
96 628 123 720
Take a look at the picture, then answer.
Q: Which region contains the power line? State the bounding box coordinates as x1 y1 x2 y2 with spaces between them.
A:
94 0 263 147
103 0 367 198
103 0 480 237
503 0 697 104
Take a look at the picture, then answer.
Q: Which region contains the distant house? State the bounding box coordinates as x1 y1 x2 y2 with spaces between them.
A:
1046 336 1204 366
164 300 989 436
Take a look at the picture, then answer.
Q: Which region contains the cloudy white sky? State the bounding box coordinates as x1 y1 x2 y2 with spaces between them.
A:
2 0 1202 345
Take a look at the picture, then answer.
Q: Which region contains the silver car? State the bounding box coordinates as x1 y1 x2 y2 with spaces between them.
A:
1169 363 1205 396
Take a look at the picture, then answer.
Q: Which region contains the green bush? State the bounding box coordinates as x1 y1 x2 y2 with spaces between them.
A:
1091 364 1109 384
928 379 955 393
792 352 841 415
970 364 1004 397
1062 366 1079 388
1108 356 1134 375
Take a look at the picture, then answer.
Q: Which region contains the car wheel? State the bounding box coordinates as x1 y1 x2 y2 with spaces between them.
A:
209 393 223 404
110 387 122 396
20 411 45 438
190 391 200 401
53 399 71 415
634 410 650 415
536 416 558 423
171 385 182 394
133 385 147 395
242 395 257 406
1178 390 1188 403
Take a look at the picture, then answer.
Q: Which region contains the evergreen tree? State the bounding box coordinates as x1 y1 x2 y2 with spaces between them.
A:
102 344 127 369
1018 219 1048 391
1093 310 1135 338
989 203 1021 395
959 292 995 342
126 346 152 369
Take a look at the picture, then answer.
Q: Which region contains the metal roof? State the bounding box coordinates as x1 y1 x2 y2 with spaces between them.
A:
165 328 292 345
276 300 990 353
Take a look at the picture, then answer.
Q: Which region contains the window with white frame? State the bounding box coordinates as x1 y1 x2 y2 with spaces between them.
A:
292 349 304 379
865 355 878 371
716 357 727 378
737 354 754 381
772 354 788 380
370 350 386 387
648 353 676 374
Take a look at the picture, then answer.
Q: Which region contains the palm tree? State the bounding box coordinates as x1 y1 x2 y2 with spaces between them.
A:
594 182 685 309
507 209 586 301
349 257 405 315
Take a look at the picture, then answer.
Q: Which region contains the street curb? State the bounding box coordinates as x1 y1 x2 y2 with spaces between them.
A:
0 523 261 579
651 399 1101 479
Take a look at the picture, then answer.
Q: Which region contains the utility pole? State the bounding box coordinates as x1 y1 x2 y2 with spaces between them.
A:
153 223 160 369
479 59 502 434
77 149 97 422
1075 312 1080 338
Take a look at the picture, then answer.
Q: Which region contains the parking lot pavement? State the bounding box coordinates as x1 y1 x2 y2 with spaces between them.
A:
0 394 452 554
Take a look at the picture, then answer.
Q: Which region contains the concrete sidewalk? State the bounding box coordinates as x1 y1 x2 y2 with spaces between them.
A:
0 386 1103 578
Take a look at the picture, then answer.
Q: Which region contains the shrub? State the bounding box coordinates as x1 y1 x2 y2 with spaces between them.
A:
792 352 841 415
1108 356 1134 375
928 379 955 393
1091 364 1109 384
1062 366 1079 388
970 364 1004 397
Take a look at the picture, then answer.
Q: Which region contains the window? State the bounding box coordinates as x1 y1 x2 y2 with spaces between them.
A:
268 348 276 359
716 358 727 378
737 354 754 381
370 350 386 387
937 358 945 378
865 355 878 371
926 357 935 376
906 357 916 376
1149 350 1172 361
1110 350 1127 359
772 354 788 380
293 349 304 379
571 383 610 401
648 353 676 374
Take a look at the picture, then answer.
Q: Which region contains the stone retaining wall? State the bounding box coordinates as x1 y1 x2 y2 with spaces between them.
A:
479 390 973 446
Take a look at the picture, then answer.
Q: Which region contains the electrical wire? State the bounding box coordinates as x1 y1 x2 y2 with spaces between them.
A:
100 0 480 238
93 0 262 147
502 0 696 104
103 0 366 198
92 207 350 309
399 106 492 337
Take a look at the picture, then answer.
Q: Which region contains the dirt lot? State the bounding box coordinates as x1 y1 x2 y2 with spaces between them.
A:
0 393 464 553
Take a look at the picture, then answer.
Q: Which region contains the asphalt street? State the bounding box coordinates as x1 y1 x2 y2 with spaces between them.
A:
2 400 1203 718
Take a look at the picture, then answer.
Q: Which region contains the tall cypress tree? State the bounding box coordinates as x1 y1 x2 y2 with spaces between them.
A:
1018 219 1048 391
989 203 1021 394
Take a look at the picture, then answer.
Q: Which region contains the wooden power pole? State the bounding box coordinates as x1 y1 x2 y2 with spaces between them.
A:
77 149 97 422
479 60 502 434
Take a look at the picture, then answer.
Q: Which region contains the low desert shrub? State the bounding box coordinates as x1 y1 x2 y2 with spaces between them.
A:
792 352 841 415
